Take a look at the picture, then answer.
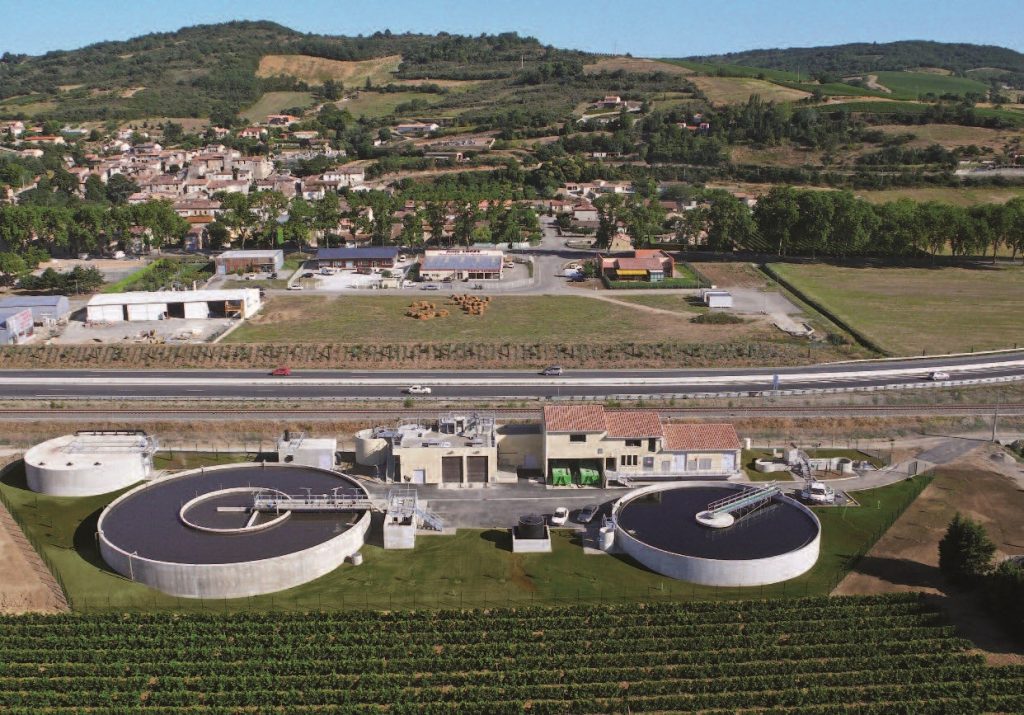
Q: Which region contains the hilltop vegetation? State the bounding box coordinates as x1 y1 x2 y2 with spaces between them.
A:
688 40 1024 85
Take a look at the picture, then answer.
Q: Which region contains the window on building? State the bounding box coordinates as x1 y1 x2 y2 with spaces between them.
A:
643 457 654 470
605 457 615 470
569 434 586 443
624 439 641 447
648 438 658 452
686 459 698 471
621 455 638 467
698 458 713 471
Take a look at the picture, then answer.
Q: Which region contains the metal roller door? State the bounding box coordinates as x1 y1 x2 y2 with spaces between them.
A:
126 303 167 321
467 456 488 483
441 457 463 483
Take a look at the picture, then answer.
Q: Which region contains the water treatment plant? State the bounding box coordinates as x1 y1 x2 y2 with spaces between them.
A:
97 463 371 599
612 482 822 587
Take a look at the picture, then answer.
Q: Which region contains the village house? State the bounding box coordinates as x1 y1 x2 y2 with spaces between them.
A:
266 114 300 127
599 249 675 283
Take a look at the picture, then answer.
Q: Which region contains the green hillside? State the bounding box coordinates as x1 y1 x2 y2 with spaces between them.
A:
0 21 591 122
873 70 990 99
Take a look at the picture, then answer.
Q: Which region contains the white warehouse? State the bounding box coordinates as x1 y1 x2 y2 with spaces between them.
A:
86 288 261 322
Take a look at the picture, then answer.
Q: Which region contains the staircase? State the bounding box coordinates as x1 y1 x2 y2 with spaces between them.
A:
413 505 445 532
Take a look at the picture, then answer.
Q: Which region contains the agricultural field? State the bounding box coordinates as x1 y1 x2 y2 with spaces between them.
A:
256 54 402 86
856 185 1024 208
240 91 316 122
0 456 930 611
689 76 812 105
225 294 775 345
337 91 444 119
872 70 990 99
872 123 1021 150
731 142 824 167
768 263 1024 355
2 595 1023 713
584 56 694 75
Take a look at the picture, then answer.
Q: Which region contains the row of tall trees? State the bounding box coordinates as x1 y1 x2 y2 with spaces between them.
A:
674 188 1024 259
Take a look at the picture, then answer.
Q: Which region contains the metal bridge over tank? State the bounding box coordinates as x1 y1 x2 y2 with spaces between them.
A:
252 488 372 513
695 482 781 529
67 430 159 456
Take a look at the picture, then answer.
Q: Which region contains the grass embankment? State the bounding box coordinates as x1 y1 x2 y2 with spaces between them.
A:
240 91 315 122
0 454 931 611
767 263 1024 355
102 258 212 293
225 294 768 345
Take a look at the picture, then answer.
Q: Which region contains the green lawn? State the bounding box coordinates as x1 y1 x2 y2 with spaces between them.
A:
873 71 989 99
226 294 767 345
768 263 1024 355
612 294 702 314
0 453 932 611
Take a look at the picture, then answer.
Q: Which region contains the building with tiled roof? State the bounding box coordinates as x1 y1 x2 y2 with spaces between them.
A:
600 249 674 283
542 405 741 485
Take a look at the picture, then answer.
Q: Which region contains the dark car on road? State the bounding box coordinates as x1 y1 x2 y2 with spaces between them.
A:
576 504 600 524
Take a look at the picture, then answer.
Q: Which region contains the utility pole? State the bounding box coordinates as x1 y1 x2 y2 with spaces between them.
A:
992 392 1000 443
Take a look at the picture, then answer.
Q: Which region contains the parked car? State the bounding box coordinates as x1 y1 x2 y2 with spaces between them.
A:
270 366 292 376
929 371 951 381
576 504 600 524
302 272 315 278
801 480 836 505
421 284 440 291
287 284 304 291
550 507 569 526
541 365 564 376
405 385 432 394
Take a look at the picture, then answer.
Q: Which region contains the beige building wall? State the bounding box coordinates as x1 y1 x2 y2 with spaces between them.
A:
544 431 739 477
393 445 497 485
496 430 544 470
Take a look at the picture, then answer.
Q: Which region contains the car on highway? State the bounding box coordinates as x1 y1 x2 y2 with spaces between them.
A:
540 365 564 376
576 504 600 524
420 284 439 291
287 284 304 290
550 507 569 526
929 371 951 381
270 366 292 376
405 385 432 394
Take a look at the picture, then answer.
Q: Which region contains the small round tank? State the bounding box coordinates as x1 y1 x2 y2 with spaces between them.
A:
517 514 546 540
355 429 388 466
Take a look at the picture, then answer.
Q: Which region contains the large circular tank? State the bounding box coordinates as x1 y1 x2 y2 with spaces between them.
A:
97 463 370 599
355 428 389 467
24 433 154 497
612 482 820 587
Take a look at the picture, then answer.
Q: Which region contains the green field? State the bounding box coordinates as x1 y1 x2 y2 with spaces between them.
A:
338 91 444 118
241 91 316 122
4 594 1022 713
0 455 930 611
858 185 1024 208
768 263 1024 355
225 294 768 345
874 71 990 99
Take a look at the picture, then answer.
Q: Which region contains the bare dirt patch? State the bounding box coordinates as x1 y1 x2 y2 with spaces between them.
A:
874 123 1018 151
731 143 824 168
835 451 1024 664
257 54 402 86
119 86 146 98
691 262 772 289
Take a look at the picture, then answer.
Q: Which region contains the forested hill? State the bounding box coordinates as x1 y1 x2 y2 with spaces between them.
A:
686 40 1024 78
0 21 591 122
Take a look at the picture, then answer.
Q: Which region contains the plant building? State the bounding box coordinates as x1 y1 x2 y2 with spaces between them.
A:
214 249 284 275
85 288 261 322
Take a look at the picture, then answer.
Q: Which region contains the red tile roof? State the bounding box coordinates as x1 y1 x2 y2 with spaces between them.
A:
543 405 607 433
604 410 664 438
662 424 741 452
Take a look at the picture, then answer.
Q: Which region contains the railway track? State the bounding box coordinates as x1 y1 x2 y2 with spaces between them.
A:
7 403 1022 420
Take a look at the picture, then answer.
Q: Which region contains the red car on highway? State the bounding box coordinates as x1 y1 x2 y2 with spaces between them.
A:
270 366 292 376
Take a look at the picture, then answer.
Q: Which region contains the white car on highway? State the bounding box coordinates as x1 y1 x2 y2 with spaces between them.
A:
405 385 432 394
929 371 950 381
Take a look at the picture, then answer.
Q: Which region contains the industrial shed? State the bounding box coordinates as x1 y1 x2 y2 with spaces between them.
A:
0 307 34 344
316 246 399 270
0 295 71 325
214 250 284 275
420 250 504 281
86 289 261 323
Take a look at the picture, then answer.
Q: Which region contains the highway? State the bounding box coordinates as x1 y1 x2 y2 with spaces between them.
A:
1 351 1022 401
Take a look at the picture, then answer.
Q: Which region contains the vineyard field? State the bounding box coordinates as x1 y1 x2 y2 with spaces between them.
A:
0 595 1022 713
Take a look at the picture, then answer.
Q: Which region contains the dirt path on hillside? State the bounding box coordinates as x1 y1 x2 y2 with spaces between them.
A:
0 464 68 614
833 446 1024 664
863 75 892 93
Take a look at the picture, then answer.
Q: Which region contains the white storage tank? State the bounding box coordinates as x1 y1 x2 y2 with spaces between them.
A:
24 431 158 497
355 428 390 466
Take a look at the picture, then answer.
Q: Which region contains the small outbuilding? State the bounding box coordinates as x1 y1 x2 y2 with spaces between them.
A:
214 249 284 275
701 289 733 308
420 249 504 282
277 431 337 470
0 307 34 344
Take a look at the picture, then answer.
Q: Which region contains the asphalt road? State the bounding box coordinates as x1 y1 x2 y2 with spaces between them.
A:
1 351 1021 400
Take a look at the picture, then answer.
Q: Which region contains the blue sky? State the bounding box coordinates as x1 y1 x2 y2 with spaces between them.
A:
2 0 1022 57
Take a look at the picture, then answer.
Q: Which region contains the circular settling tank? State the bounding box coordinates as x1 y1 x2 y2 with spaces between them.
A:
98 464 370 599
613 482 820 587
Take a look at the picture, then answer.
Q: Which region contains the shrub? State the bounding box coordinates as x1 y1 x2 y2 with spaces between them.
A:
692 312 745 325
983 560 1024 641
938 512 996 586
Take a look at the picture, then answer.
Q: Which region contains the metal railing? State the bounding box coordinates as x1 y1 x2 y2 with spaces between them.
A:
705 483 780 517
252 489 371 513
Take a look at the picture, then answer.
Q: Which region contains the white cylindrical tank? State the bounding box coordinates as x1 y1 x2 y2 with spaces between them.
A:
24 433 154 497
355 429 389 466
837 458 855 474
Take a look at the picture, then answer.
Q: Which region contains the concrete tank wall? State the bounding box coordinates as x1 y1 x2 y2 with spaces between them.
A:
24 437 150 497
97 463 371 599
612 482 820 587
355 429 389 467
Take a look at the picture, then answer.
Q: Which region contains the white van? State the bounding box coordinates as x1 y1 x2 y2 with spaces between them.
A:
929 371 950 381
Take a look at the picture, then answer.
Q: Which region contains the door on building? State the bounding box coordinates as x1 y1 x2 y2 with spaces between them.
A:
523 454 539 470
722 453 736 471
467 456 488 483
441 457 463 484
412 469 426 484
